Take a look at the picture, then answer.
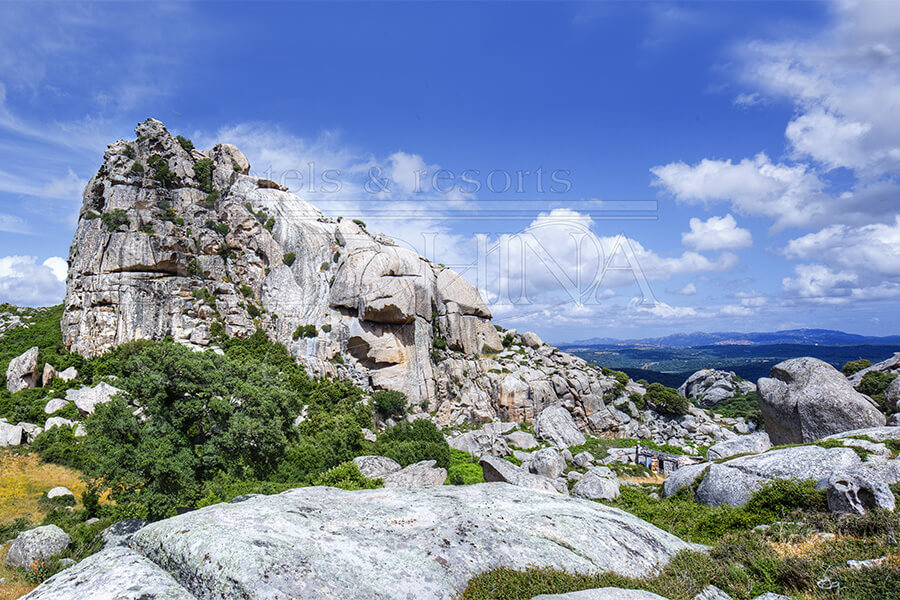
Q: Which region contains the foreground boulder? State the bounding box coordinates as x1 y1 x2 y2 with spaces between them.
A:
20 546 194 600
448 430 510 457
825 470 896 515
696 445 861 507
382 460 447 487
757 358 885 444
5 525 70 568
101 519 149 549
352 455 402 479
12 484 695 600
0 420 23 447
6 346 39 393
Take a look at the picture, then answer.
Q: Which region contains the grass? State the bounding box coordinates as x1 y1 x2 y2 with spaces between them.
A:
0 450 86 523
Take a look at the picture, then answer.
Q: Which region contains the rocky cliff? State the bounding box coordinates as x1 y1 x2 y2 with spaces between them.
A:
62 119 673 435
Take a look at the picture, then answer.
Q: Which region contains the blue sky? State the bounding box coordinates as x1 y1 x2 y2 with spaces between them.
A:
0 1 898 342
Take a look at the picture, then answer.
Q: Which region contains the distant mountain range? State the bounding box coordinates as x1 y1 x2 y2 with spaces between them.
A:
564 329 900 348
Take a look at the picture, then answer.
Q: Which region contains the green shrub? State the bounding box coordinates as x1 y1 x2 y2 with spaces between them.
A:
502 332 515 347
283 252 296 266
0 518 32 543
239 284 254 298
176 135 194 153
264 217 275 232
101 209 129 232
707 392 762 425
312 461 382 490
432 336 447 350
246 303 261 318
191 287 216 306
32 425 90 470
205 219 229 236
131 161 144 174
321 324 332 333
602 367 630 387
372 390 407 419
644 382 690 416
447 449 484 485
138 223 154 235
374 420 450 469
202 190 219 209
745 479 827 519
293 324 317 340
352 219 366 229
841 359 872 376
187 258 202 277
193 158 214 192
122 144 136 159
147 154 176 187
856 370 897 409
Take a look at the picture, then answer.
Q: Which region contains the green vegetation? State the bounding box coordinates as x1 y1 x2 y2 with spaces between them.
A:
842 359 872 376
176 135 194 153
193 157 214 193
644 382 690 416
138 223 154 235
856 370 897 411
433 336 447 350
461 481 900 600
122 144 136 159
147 154 176 188
131 161 144 174
187 258 202 277
705 391 762 425
601 367 629 387
372 390 407 419
369 419 450 469
202 190 219 209
352 219 366 229
204 219 229 236
100 209 129 232
283 252 296 266
447 449 484 485
239 284 254 298
292 324 317 340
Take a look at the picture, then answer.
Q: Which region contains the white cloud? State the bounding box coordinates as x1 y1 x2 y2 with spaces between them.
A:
0 256 66 306
42 256 67 282
784 216 900 279
782 264 858 303
651 153 829 229
0 213 32 235
682 214 752 251
674 283 697 295
732 92 763 107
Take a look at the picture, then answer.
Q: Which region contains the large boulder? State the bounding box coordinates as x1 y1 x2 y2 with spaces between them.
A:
678 369 755 406
43 398 70 414
885 377 900 412
706 432 772 461
529 448 566 479
571 467 620 501
101 519 149 549
822 426 900 443
5 525 71 568
129 484 697 600
65 382 123 415
353 455 402 479
0 421 24 447
382 460 447 487
6 346 39 393
480 456 560 493
535 404 586 448
448 430 510 458
19 546 194 600
696 445 861 507
504 430 538 449
662 463 710 498
825 470 896 515
757 357 885 445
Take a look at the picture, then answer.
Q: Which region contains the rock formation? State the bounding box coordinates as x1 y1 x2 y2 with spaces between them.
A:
23 483 700 600
60 119 690 435
678 369 755 406
757 357 885 444
6 346 39 393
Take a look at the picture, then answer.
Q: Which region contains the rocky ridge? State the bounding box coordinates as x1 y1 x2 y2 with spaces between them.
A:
60 119 735 442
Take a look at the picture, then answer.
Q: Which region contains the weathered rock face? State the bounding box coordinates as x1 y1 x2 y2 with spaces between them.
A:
62 119 639 431
20 546 195 600
0 420 24 447
15 484 701 600
352 455 401 479
757 357 885 445
571 466 620 501
480 456 560 493
448 430 510 458
678 369 756 406
825 470 896 515
65 382 122 415
5 525 70 568
846 352 900 386
381 460 447 487
6 346 39 393
535 404 586 448
695 445 861 507
706 432 771 462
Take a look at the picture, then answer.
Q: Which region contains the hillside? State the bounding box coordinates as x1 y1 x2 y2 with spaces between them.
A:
569 329 900 347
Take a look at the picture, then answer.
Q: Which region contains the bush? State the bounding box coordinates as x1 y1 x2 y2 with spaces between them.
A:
122 144 136 159
264 217 275 232
176 135 194 153
374 420 450 469
202 191 219 209
187 258 202 277
745 479 827 519
239 284 254 298
147 154 176 187
32 425 90 470
293 324 317 340
204 219 229 236
101 209 129 232
283 252 296 266
448 449 484 485
432 336 447 350
856 370 897 408
644 382 689 416
602 367 630 387
372 390 407 419
131 161 144 174
193 158 214 192
312 461 382 490
352 219 366 229
841 359 872 376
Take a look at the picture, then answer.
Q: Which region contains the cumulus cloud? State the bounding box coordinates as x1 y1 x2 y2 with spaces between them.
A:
651 153 829 230
0 256 66 306
674 283 697 295
682 214 752 251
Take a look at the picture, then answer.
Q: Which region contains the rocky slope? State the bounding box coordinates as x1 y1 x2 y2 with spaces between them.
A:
61 119 719 438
